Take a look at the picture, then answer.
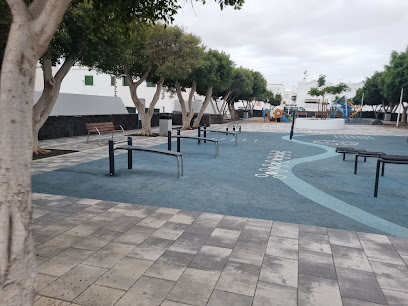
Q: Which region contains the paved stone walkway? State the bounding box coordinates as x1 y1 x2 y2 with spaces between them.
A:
33 120 408 305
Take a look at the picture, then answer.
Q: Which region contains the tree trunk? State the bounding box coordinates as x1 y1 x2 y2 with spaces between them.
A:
401 104 407 123
0 1 70 305
176 81 196 129
192 86 212 128
32 56 75 154
229 103 238 120
219 90 231 115
209 98 217 114
371 105 379 119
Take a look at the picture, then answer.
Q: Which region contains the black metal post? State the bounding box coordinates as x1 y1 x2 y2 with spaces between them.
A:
239 126 241 133
177 129 181 152
354 155 358 174
127 137 133 169
289 111 295 140
109 140 115 176
374 159 381 197
198 125 201 145
226 127 229 132
203 126 207 143
233 125 235 132
168 131 172 151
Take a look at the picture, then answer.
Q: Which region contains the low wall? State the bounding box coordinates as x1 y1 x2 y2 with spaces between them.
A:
39 112 218 140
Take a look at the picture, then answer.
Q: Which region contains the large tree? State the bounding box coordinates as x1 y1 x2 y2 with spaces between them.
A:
192 49 234 127
378 48 408 122
356 71 387 119
0 0 245 304
308 74 349 105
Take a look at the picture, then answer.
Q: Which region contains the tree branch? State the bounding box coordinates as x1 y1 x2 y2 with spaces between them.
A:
54 56 76 83
6 0 29 21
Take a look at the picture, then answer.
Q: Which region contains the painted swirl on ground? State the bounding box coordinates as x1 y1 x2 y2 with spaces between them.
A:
281 135 408 238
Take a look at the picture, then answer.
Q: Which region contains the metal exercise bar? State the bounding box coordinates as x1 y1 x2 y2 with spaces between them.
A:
128 137 133 169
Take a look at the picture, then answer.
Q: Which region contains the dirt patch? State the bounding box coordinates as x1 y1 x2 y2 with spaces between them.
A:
33 149 78 160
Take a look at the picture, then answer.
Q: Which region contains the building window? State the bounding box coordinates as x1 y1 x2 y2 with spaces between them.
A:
84 75 93 86
145 108 160 113
122 76 129 86
111 76 116 86
146 81 156 87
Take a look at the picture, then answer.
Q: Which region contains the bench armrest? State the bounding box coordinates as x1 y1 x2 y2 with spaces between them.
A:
115 125 124 132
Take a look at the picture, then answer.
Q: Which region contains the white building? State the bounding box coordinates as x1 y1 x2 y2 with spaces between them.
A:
33 62 217 116
295 76 364 111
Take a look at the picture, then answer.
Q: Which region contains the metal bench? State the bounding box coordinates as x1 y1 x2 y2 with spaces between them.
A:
86 122 124 144
336 147 367 161
109 138 183 178
354 151 385 174
374 155 408 197
168 130 219 157
199 126 238 146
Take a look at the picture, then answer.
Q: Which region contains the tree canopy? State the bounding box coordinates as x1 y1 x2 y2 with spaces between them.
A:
308 74 349 102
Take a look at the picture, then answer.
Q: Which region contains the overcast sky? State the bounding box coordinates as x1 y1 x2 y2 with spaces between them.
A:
173 0 408 90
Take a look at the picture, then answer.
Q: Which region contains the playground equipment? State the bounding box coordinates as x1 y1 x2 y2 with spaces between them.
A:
280 113 292 122
273 108 284 119
330 96 363 121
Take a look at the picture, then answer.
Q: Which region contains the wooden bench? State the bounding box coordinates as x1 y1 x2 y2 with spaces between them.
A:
86 122 124 144
109 138 184 178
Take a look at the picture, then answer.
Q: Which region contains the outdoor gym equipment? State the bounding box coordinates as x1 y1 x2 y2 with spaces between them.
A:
109 137 184 178
168 129 219 157
330 96 363 121
199 125 238 146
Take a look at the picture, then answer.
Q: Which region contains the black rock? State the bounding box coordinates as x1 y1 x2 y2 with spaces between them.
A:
371 119 383 125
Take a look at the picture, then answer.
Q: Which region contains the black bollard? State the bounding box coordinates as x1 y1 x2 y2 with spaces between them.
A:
226 127 229 132
233 125 236 132
109 140 115 176
289 111 295 140
239 126 241 133
198 126 201 145
203 126 207 143
127 137 133 169
168 131 172 151
177 129 181 152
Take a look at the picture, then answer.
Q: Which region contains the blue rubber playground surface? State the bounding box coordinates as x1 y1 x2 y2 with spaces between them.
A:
32 131 408 237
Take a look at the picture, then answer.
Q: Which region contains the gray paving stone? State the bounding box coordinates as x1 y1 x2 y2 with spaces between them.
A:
299 232 331 254
388 236 408 256
167 268 221 306
114 225 157 246
189 245 232 271
207 290 252 306
298 274 342 306
168 211 201 224
155 207 180 215
331 244 372 272
253 281 297 306
382 289 408 305
342 298 385 306
95 257 153 290
205 228 241 248
336 267 387 304
191 212 223 228
37 248 94 277
358 232 405 265
36 273 58 291
34 230 62 244
300 224 328 235
144 251 194 281
270 222 299 239
298 249 336 280
39 264 107 301
238 227 269 244
101 216 142 232
328 228 362 249
259 254 298 287
151 222 189 240
266 236 298 259
117 205 158 218
127 237 174 261
215 261 260 296
35 235 84 258
33 296 63 306
186 224 216 236
168 232 208 255
402 255 408 266
161 301 193 306
229 240 266 266
73 284 125 306
370 261 408 292
217 216 247 231
115 276 174 306
36 256 50 266
245 218 273 231
83 242 134 269
137 211 175 228
76 198 103 205
91 211 124 222
64 220 110 237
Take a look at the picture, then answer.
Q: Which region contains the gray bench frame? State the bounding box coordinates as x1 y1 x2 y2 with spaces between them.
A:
354 152 385 174
200 126 238 146
109 137 183 178
374 156 408 197
172 135 219 157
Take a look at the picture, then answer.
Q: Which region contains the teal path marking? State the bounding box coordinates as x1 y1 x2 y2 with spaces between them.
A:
281 135 408 238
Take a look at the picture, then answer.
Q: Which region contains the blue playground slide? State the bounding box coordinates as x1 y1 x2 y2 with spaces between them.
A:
280 114 291 122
